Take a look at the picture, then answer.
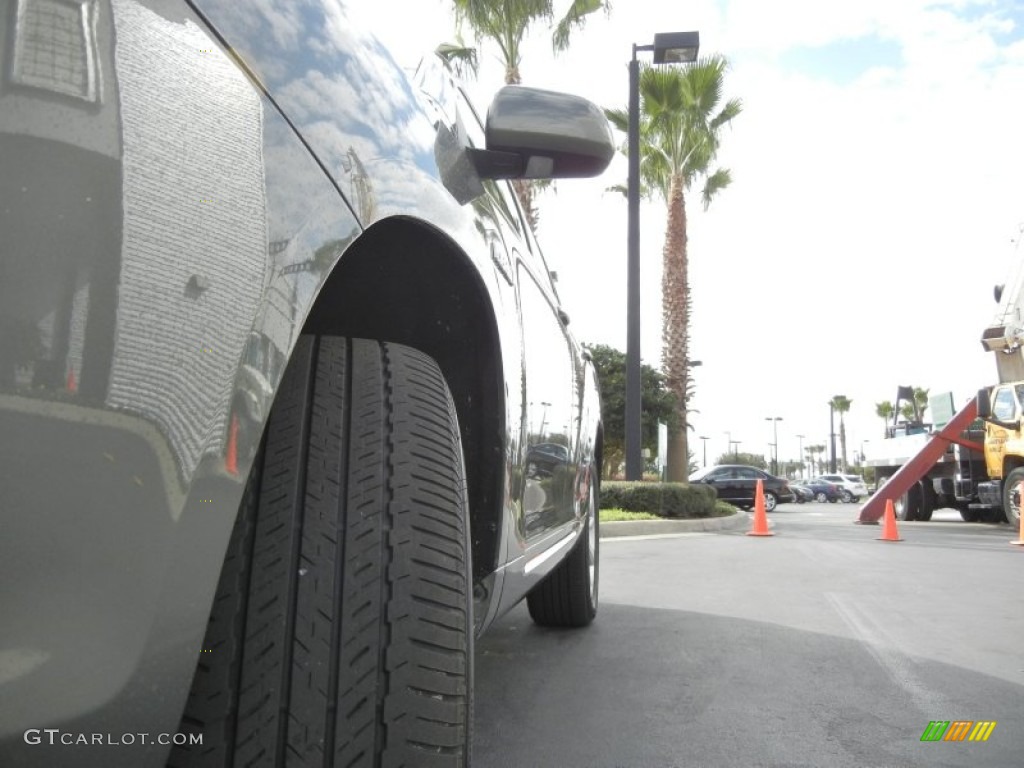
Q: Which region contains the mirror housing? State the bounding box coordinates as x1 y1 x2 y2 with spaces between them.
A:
976 388 992 419
470 86 614 180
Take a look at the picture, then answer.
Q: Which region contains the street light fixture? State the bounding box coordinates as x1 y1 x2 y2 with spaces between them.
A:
698 435 709 467
765 416 783 475
625 30 700 482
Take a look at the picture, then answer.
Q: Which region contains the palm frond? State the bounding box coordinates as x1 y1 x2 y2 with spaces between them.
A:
435 42 479 79
710 97 742 130
553 0 610 52
604 107 629 134
701 168 732 210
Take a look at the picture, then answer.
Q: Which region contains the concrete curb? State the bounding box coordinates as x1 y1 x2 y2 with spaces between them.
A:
600 509 751 538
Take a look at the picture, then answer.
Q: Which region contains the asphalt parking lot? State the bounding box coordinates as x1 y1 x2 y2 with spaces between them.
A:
473 503 1023 768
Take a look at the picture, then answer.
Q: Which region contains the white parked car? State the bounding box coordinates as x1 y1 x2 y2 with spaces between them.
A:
814 474 870 502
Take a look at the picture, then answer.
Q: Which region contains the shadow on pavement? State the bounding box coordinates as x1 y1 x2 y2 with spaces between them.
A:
475 601 1019 768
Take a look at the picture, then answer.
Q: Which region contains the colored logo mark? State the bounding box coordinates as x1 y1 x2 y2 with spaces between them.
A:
920 720 997 742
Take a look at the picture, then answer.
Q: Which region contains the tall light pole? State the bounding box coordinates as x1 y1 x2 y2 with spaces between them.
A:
699 435 709 467
625 30 700 481
765 416 782 475
796 433 805 478
829 397 844 473
729 440 740 460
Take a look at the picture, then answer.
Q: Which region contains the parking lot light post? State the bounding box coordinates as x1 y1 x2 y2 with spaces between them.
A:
625 31 700 482
765 416 782 475
828 399 844 473
796 433 805 479
699 435 709 467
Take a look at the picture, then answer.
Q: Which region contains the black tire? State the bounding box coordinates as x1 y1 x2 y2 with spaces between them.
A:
918 481 936 522
840 489 853 503
814 491 828 503
527 469 599 628
959 505 982 522
762 491 778 512
1002 467 1024 527
169 337 473 768
895 483 921 522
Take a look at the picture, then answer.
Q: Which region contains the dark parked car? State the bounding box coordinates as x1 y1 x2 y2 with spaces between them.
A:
0 3 615 764
800 478 844 503
790 482 815 503
814 473 871 502
689 465 796 511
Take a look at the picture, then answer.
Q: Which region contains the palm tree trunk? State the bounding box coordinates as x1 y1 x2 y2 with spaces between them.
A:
839 418 847 471
662 173 690 481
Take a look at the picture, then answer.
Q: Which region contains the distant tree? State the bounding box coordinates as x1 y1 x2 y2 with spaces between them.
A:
830 395 852 471
779 460 802 478
913 387 931 422
587 343 677 479
714 451 766 470
807 444 827 475
895 386 930 423
875 400 894 436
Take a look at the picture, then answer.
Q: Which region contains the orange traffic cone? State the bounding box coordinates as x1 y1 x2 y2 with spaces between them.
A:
1011 480 1024 547
747 479 774 537
877 498 903 542
225 413 239 476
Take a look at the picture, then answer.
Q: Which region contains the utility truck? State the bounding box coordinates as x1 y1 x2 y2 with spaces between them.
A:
862 390 992 522
859 245 1024 527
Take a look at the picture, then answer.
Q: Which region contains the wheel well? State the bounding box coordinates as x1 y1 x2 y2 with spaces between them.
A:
303 217 505 582
1003 457 1024 479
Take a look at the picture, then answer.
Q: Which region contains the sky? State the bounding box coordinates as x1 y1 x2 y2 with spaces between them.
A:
370 0 1024 473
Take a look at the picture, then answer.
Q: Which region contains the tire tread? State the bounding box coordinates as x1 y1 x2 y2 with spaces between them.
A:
169 337 470 768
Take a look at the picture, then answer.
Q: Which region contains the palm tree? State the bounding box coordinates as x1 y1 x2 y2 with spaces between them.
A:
450 0 610 229
606 56 741 481
830 395 852 470
875 400 894 437
913 387 931 423
808 444 826 475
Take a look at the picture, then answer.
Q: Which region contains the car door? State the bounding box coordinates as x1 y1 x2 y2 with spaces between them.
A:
734 467 762 504
516 254 577 546
703 467 739 503
984 385 1019 478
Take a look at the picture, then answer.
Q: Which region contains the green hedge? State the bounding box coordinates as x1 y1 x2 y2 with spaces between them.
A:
601 481 718 519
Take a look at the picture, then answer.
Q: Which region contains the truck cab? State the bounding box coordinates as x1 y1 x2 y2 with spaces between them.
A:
975 382 1024 525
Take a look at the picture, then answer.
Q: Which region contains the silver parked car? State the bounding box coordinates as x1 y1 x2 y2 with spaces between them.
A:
0 2 613 765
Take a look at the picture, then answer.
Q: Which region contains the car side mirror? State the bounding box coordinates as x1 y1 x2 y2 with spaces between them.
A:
469 85 615 180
